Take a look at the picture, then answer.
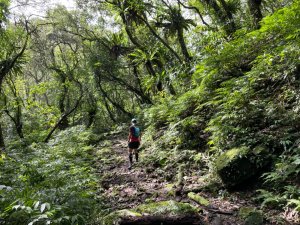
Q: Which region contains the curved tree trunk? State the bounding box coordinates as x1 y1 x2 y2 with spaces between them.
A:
44 90 83 143
98 81 133 119
4 108 24 139
137 14 183 63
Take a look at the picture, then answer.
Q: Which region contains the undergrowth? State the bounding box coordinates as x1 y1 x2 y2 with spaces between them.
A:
0 125 101 225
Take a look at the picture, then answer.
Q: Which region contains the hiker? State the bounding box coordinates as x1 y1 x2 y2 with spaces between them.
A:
128 118 141 169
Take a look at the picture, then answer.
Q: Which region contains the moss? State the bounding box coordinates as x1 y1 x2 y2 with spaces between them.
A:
245 211 264 225
239 207 264 225
215 147 249 171
102 209 142 225
102 201 198 225
188 192 210 206
135 200 197 216
215 146 271 187
239 207 257 219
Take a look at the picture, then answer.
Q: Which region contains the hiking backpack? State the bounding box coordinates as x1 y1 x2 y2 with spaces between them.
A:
132 126 140 138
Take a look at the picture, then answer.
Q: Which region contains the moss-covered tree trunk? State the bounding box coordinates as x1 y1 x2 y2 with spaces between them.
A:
248 0 263 29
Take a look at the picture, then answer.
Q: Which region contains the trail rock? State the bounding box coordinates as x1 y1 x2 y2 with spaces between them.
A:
102 200 203 225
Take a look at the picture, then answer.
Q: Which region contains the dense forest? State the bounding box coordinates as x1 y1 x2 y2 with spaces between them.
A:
1 0 300 224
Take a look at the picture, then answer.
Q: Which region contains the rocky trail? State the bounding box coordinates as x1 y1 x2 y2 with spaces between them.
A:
93 134 293 225
95 137 172 210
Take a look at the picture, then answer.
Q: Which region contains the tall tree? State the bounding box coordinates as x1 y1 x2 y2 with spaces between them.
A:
0 3 29 148
156 1 195 62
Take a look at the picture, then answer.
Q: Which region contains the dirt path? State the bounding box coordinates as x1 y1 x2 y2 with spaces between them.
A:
95 135 294 224
96 137 172 211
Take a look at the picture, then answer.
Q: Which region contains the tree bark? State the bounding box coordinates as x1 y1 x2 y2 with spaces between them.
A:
104 70 152 104
178 0 210 27
0 34 28 148
44 92 83 143
177 27 191 62
203 0 236 35
86 108 97 128
0 122 5 151
48 66 70 130
98 81 133 118
103 97 117 122
136 14 183 63
57 79 69 130
4 108 24 139
248 0 263 29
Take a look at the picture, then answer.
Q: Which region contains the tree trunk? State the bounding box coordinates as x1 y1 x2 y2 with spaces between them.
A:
86 108 97 128
133 66 152 104
103 97 117 122
103 70 152 104
248 0 263 29
98 81 133 118
15 105 24 139
145 61 163 92
0 122 5 150
44 93 82 143
58 76 69 130
177 27 191 62
137 14 183 63
203 0 236 35
219 0 236 33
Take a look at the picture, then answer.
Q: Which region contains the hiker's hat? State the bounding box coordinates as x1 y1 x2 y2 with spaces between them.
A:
131 118 137 124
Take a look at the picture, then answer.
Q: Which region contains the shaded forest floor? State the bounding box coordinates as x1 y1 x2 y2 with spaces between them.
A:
93 133 297 225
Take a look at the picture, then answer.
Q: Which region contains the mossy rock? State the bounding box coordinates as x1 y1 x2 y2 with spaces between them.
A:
187 192 210 206
102 209 142 225
135 200 197 216
245 211 264 225
102 200 201 225
239 207 264 225
215 146 270 188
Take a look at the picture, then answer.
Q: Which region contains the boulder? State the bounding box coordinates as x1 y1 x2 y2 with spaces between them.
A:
215 146 271 188
239 207 264 225
102 200 203 225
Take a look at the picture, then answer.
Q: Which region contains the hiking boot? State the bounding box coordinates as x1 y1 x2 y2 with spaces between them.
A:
128 162 133 170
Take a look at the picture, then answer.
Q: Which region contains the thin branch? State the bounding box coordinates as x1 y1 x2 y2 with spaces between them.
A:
177 0 210 27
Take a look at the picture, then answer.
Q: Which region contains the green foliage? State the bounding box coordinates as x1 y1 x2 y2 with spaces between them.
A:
239 207 264 225
0 0 9 24
256 143 300 212
0 126 100 224
1 0 300 223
